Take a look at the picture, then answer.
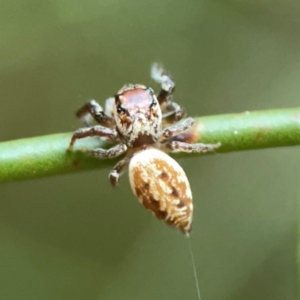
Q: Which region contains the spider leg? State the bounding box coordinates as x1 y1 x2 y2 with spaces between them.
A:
76 99 115 127
104 97 115 119
68 125 118 150
151 63 185 123
159 117 195 142
109 157 129 186
87 143 127 159
168 141 221 153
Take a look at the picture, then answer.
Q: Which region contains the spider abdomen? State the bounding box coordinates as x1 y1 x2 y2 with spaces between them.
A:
129 148 193 234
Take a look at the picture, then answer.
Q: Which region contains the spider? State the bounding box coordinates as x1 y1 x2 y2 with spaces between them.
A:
68 64 220 235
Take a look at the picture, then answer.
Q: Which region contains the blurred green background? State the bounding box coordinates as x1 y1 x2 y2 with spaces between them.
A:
0 0 300 299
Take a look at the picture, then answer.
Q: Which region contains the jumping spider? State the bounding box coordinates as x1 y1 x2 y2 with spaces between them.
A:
68 64 220 234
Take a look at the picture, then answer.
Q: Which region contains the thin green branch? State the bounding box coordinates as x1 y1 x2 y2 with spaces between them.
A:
1 107 300 184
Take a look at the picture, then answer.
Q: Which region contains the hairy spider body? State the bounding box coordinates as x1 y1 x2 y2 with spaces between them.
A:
129 148 193 233
114 85 162 147
69 64 220 235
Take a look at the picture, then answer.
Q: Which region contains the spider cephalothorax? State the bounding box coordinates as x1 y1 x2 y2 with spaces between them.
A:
114 84 162 147
68 64 220 234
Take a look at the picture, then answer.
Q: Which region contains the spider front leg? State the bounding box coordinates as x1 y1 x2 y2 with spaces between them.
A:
159 117 195 142
68 125 118 150
151 63 185 123
76 99 114 127
168 141 221 153
109 157 129 187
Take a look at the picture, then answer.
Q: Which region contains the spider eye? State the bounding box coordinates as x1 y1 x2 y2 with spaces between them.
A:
150 100 157 109
117 105 126 114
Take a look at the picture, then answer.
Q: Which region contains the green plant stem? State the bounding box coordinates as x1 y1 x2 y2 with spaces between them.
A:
1 107 300 184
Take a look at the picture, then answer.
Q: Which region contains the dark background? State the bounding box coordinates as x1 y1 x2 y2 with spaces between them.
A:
0 0 299 299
